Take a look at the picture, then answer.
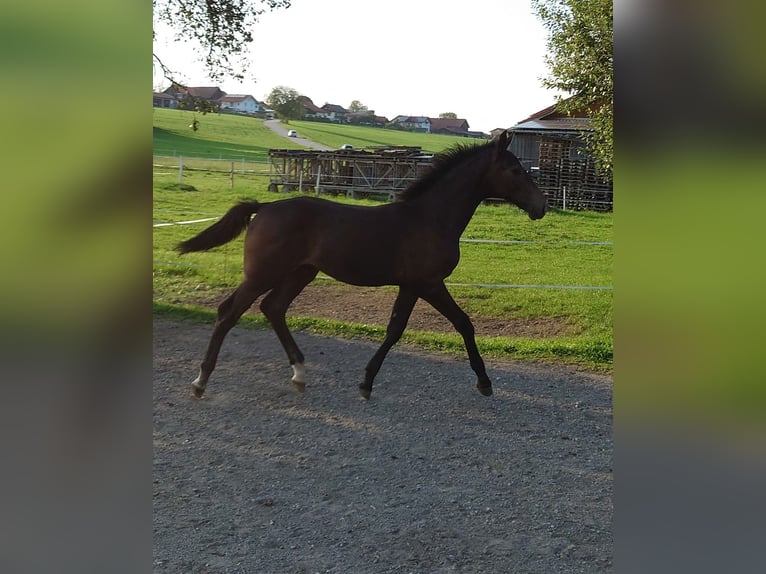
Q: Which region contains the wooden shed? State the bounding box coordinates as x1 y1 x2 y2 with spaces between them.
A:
508 102 612 211
268 147 433 201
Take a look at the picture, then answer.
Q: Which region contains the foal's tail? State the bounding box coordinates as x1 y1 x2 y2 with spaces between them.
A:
177 201 261 254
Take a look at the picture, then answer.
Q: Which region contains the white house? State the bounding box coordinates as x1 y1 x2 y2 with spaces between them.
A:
218 95 263 114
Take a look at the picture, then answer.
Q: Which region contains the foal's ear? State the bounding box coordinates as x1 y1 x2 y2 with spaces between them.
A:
494 130 509 155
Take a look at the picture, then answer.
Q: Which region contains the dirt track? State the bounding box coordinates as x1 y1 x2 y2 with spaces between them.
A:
153 317 612 573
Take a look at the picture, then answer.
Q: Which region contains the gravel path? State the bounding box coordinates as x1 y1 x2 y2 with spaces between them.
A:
153 317 612 573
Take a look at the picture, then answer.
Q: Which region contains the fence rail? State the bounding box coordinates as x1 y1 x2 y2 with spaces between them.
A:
152 210 613 291
154 154 613 210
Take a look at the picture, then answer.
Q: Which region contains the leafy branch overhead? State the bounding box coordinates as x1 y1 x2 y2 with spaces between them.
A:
533 0 613 176
153 0 292 82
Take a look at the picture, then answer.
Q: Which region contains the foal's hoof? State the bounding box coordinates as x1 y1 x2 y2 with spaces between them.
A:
191 384 206 399
291 380 306 393
359 386 372 400
477 385 493 397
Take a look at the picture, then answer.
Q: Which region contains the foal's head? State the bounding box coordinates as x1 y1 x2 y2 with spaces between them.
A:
486 131 547 220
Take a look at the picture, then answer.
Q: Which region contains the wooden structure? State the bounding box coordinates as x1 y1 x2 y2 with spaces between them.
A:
268 147 433 201
508 101 613 211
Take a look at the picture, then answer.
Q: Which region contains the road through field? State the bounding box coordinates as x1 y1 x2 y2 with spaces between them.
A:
264 118 332 150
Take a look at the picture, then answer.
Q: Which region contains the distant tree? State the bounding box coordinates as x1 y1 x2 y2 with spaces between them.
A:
266 86 304 120
532 0 612 176
439 112 458 119
153 0 292 82
348 100 368 112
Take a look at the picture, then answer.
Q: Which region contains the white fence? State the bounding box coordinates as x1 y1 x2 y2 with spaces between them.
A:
154 155 272 188
152 215 612 291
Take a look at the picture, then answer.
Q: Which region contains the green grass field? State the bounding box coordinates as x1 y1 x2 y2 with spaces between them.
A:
153 108 303 161
153 108 483 159
153 109 613 369
286 120 481 153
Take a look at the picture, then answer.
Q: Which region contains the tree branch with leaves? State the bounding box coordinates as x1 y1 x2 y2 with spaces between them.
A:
153 0 291 83
532 0 613 176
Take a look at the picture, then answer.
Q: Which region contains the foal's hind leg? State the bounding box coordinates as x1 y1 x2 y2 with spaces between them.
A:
420 282 493 396
360 287 418 399
259 265 318 392
191 281 266 398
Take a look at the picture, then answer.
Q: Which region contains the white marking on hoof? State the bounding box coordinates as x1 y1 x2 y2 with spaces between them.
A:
291 363 307 384
291 363 307 391
191 369 207 397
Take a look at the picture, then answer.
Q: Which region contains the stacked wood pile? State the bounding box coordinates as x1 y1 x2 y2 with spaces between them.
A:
268 147 433 201
537 138 613 211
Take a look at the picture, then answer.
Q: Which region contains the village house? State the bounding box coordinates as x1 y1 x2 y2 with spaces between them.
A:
299 96 326 120
154 85 270 117
161 85 227 110
218 94 264 115
153 91 178 108
427 117 484 137
390 116 431 132
320 103 349 123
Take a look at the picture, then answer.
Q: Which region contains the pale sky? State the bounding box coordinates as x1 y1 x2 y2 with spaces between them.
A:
153 0 564 133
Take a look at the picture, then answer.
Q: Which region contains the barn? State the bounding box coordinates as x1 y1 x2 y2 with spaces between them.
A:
508 100 613 211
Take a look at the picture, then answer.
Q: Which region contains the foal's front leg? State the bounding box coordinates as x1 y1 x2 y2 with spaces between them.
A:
420 282 493 396
192 281 264 398
360 287 418 399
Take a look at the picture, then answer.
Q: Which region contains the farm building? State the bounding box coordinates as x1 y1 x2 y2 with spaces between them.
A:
218 94 264 115
299 96 325 120
162 85 227 110
153 92 178 109
268 147 433 201
321 103 349 123
508 100 613 211
428 117 484 138
390 116 431 132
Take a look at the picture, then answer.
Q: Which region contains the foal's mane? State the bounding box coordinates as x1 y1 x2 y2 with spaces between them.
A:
397 139 494 202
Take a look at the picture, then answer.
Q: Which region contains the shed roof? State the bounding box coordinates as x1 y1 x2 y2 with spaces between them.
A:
515 95 604 126
511 117 593 133
181 86 227 100
303 102 324 114
322 103 348 113
219 94 255 102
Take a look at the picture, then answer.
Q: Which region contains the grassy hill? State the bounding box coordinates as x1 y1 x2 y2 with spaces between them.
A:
153 108 486 160
153 108 304 161
286 120 483 154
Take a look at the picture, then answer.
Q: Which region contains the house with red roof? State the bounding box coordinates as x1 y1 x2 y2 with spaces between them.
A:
428 117 470 135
